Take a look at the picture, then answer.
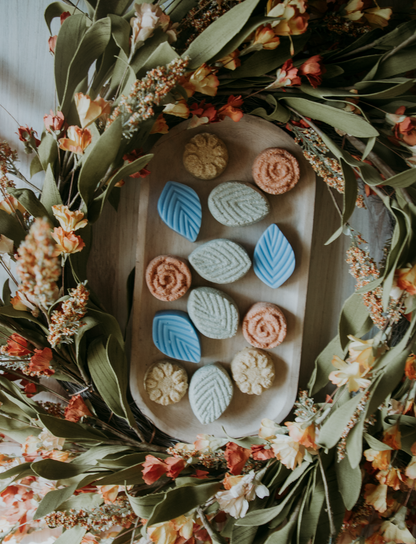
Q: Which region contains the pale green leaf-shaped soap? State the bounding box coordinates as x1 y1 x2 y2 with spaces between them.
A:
189 364 233 424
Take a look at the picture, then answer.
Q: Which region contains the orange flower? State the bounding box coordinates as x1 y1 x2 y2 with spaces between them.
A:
376 467 403 490
165 457 186 479
267 0 309 37
224 442 251 475
96 484 121 504
163 100 190 119
299 55 326 88
64 394 92 422
52 205 88 232
383 425 401 450
58 125 92 154
188 100 218 128
364 448 391 471
405 354 416 380
251 444 275 460
217 95 244 123
150 114 169 134
223 473 244 489
29 347 54 376
395 264 416 295
74 93 111 129
52 227 85 256
0 196 26 216
42 449 70 462
142 455 168 485
10 294 28 312
181 64 219 97
252 25 280 50
285 421 318 449
192 469 209 479
44 110 66 133
216 50 241 70
364 483 388 513
4 334 31 356
267 59 301 90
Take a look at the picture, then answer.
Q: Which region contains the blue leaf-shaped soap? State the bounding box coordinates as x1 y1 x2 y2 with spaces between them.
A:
254 224 295 288
153 310 201 363
189 363 233 424
157 181 202 242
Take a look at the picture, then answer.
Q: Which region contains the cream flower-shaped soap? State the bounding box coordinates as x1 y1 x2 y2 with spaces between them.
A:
183 133 228 180
231 347 275 395
144 361 188 405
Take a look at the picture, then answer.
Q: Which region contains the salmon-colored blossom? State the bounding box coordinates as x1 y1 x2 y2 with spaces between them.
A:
299 55 326 88
188 101 218 128
380 517 415 544
364 448 391 471
74 93 111 128
383 425 401 450
224 442 251 475
3 334 31 356
52 205 88 232
58 125 92 154
17 126 40 148
142 455 185 485
376 467 403 490
251 444 275 460
258 418 281 439
96 484 121 504
217 95 244 123
44 110 66 133
285 421 317 449
329 355 371 392
216 50 241 70
364 483 388 513
192 469 209 479
395 264 416 295
165 457 186 479
405 354 416 380
267 59 301 90
181 64 219 97
48 35 57 54
29 347 54 376
193 434 226 452
267 0 309 38
147 514 194 544
163 99 190 119
52 227 85 256
251 24 280 50
64 394 92 422
150 114 169 134
347 335 375 371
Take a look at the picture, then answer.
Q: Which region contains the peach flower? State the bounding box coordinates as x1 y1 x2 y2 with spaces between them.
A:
29 347 54 376
267 0 309 37
364 483 388 513
396 264 416 295
58 125 92 154
163 100 190 119
182 64 219 97
44 110 66 133
299 55 326 88
405 354 416 380
329 355 371 392
3 334 31 356
0 234 14 254
267 59 301 89
52 204 88 232
48 35 57 54
251 25 280 50
217 95 244 123
271 434 305 469
0 196 26 215
286 421 317 449
64 394 92 422
376 467 403 490
52 227 85 256
216 50 241 70
74 93 111 128
150 114 169 134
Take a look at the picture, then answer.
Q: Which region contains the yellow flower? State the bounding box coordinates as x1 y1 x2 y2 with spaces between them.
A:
163 100 190 119
52 205 88 232
329 355 371 392
52 227 85 256
74 93 111 128
364 483 388 513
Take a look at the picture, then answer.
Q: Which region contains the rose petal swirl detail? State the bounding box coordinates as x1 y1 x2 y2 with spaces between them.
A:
146 255 192 302
252 148 300 195
242 302 287 349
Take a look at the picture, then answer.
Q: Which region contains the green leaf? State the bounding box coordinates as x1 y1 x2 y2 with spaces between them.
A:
382 168 416 189
298 473 325 544
127 491 166 519
264 494 302 543
94 0 132 19
110 13 131 54
0 462 32 480
78 117 122 208
31 460 94 480
53 526 86 544
38 133 58 172
148 482 222 526
377 47 416 79
34 484 77 519
40 164 63 216
184 0 260 70
0 209 26 245
308 335 346 395
61 18 112 114
55 14 89 103
338 293 372 350
279 461 311 495
39 413 107 442
231 525 258 544
94 463 144 486
318 391 366 449
44 2 76 34
30 154 43 178
75 445 133 465
364 433 393 451
87 307 124 347
8 188 51 220
136 41 179 79
335 456 361 510
0 417 39 442
282 97 379 137
59 492 104 512
0 305 49 334
2 279 10 305
251 95 290 124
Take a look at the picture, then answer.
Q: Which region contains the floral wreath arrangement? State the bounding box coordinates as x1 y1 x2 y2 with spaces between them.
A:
2 1 416 543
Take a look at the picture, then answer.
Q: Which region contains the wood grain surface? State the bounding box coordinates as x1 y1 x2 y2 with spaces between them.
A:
0 2 390 426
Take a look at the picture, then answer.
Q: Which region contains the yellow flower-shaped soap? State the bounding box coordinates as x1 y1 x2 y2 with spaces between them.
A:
144 361 188 405
231 347 275 395
183 133 228 180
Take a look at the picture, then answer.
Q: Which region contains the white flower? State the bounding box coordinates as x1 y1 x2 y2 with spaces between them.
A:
215 471 269 519
271 434 305 470
258 418 283 439
193 434 227 452
38 429 65 451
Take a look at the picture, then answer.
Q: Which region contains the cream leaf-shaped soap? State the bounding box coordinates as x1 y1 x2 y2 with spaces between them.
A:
188 287 239 339
189 364 233 424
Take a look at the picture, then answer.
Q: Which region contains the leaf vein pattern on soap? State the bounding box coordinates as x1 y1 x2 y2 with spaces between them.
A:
190 240 251 284
191 368 233 424
189 290 238 338
254 224 295 288
153 311 201 362
209 183 269 226
158 181 202 242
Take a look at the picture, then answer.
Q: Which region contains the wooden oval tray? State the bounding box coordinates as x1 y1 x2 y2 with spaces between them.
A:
130 115 316 442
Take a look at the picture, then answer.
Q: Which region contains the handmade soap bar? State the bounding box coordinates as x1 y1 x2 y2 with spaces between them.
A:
208 181 270 227
183 133 228 180
144 361 188 405
252 148 300 195
242 302 287 349
231 347 275 395
254 224 295 288
157 181 202 242
189 239 251 284
189 363 233 424
188 287 239 339
152 310 201 363
146 255 192 302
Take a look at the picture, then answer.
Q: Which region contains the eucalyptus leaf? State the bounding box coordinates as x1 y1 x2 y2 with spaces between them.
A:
8 188 51 220
364 433 393 451
39 413 107 441
94 463 144 486
0 462 32 480
31 460 94 480
59 492 104 512
127 491 166 519
30 154 43 178
53 526 86 544
34 484 77 519
309 335 346 395
40 164 63 216
0 209 26 245
335 455 361 510
338 293 372 350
